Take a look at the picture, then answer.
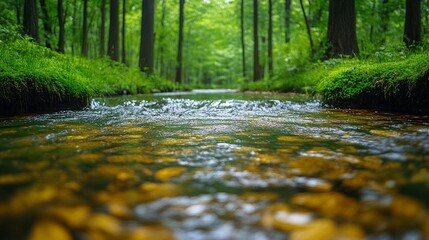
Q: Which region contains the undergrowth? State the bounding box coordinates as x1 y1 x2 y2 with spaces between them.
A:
0 33 177 115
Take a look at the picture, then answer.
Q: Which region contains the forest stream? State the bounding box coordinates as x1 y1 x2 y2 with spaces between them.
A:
1 90 429 240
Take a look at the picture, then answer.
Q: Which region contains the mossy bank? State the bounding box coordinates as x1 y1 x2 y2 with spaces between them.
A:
317 52 429 114
0 38 177 116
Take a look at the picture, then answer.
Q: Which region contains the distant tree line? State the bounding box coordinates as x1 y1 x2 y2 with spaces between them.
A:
4 0 426 85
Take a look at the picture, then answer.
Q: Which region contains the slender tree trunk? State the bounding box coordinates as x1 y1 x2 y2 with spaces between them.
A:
16 0 22 25
108 0 120 61
299 0 315 55
369 0 376 42
57 0 65 53
285 0 291 43
326 0 359 57
82 0 89 57
71 0 78 55
253 0 261 81
268 0 273 76
139 0 155 72
121 0 126 64
100 0 106 57
39 0 52 48
23 0 39 42
380 0 389 44
240 0 246 78
404 0 421 48
175 0 185 83
159 0 167 76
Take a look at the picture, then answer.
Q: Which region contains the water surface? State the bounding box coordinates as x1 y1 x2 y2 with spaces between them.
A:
1 90 429 239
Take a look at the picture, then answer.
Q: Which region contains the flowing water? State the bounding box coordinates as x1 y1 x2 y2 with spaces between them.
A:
1 90 429 240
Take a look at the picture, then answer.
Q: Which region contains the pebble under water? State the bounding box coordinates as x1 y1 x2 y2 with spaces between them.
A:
0 90 429 240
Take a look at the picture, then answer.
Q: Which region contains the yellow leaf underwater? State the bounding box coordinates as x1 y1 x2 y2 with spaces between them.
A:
155 167 186 181
29 219 72 240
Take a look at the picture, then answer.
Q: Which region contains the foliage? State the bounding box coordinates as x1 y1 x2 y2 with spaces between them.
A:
0 34 177 115
317 50 429 113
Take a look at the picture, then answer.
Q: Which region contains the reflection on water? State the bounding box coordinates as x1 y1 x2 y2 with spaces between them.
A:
0 91 429 239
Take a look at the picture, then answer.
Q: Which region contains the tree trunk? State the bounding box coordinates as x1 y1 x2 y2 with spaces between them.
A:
326 0 359 57
71 0 77 55
268 0 273 76
380 0 389 44
139 0 155 72
100 0 106 57
121 0 126 64
23 0 39 42
108 0 120 61
82 0 89 57
57 0 65 53
15 0 22 26
299 0 314 55
175 0 185 83
240 0 246 78
40 0 52 48
253 0 262 81
404 0 421 48
159 0 167 76
284 0 291 43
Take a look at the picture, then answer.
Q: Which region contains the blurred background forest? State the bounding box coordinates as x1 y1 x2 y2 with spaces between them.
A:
0 0 428 88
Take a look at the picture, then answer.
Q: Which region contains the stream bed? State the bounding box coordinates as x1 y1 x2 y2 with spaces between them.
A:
1 90 429 240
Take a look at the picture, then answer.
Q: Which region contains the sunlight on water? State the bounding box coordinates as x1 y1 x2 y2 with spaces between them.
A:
0 92 429 239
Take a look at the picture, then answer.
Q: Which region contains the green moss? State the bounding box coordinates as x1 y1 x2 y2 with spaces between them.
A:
0 38 177 116
317 53 429 113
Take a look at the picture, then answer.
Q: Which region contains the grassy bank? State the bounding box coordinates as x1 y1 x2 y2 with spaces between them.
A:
318 52 429 114
0 37 177 116
244 49 429 114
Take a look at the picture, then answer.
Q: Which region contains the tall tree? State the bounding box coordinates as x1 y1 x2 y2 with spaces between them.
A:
159 0 167 76
404 0 421 48
139 0 155 72
121 0 126 64
253 0 262 81
299 0 315 55
82 0 89 57
326 0 359 57
268 0 273 76
108 0 120 61
175 0 185 83
71 0 77 54
100 0 106 57
57 0 65 53
39 0 52 48
240 0 246 78
380 0 389 44
23 0 39 42
284 0 291 43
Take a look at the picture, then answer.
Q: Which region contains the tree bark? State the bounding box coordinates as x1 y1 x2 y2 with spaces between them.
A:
240 0 246 78
159 0 167 76
299 0 314 55
268 0 273 76
121 0 126 64
108 0 120 61
175 0 185 83
100 0 106 57
23 0 39 42
139 0 155 72
380 0 389 44
82 0 89 57
326 0 359 57
404 0 421 48
253 0 262 81
57 0 65 53
39 0 52 48
284 0 291 43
